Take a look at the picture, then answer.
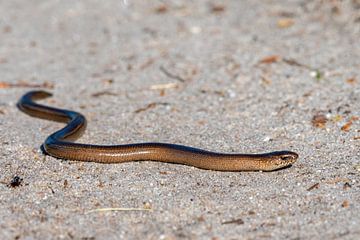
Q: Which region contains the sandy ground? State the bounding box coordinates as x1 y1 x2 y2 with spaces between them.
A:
0 0 360 239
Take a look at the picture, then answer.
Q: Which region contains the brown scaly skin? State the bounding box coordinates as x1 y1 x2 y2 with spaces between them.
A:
17 91 298 171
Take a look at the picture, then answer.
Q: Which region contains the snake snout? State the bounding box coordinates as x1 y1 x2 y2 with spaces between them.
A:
279 151 298 164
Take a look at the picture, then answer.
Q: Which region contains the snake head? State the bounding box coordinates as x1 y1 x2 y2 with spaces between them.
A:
262 151 299 171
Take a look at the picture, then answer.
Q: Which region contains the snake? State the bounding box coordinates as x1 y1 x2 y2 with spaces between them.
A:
17 90 298 171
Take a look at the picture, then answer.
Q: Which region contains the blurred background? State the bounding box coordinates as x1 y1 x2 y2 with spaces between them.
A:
0 1 359 239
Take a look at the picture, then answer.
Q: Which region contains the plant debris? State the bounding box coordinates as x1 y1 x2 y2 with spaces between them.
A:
277 18 294 28
160 66 186 82
150 83 178 90
0 81 54 89
341 200 349 208
86 207 152 214
210 3 226 13
341 121 353 132
311 114 328 128
346 77 357 84
48 184 55 194
260 75 272 85
91 91 118 97
283 58 310 69
102 79 114 85
282 58 323 81
221 218 244 225
154 4 168 14
341 116 359 132
134 102 169 113
310 70 322 80
307 182 320 191
258 55 281 64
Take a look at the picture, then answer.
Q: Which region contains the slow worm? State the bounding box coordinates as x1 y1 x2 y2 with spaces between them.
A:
17 91 298 171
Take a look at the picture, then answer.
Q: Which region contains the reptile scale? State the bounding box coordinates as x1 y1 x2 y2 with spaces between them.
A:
17 91 298 171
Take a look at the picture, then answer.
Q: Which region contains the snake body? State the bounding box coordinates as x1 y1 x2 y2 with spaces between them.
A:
17 91 298 171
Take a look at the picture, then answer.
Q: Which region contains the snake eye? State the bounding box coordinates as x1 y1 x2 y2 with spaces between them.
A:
280 155 293 161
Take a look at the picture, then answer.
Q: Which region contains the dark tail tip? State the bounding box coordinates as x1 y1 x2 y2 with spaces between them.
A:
27 90 53 100
17 90 53 112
